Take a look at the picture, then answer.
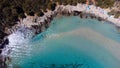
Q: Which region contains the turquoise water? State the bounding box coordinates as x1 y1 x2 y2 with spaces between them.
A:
11 16 120 68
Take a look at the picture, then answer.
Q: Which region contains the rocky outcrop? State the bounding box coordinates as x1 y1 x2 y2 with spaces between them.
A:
3 4 118 39
0 4 120 67
0 31 8 44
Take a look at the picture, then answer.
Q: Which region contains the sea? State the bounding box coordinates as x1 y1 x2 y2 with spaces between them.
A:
7 16 120 68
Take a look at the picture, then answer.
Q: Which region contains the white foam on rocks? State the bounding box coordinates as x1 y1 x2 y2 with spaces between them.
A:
1 26 35 64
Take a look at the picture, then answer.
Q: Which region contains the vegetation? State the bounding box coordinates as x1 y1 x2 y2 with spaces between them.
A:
0 0 118 43
0 0 116 28
95 0 115 8
108 10 120 18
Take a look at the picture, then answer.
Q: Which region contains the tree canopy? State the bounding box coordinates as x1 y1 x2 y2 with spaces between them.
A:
0 0 116 42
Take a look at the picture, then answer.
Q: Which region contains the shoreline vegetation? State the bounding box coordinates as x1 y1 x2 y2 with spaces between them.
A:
0 0 119 43
0 0 120 68
0 0 118 43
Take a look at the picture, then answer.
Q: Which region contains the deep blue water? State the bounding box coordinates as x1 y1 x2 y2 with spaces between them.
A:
11 16 120 68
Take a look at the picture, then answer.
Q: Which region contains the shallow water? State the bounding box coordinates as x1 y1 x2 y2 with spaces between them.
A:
9 16 120 68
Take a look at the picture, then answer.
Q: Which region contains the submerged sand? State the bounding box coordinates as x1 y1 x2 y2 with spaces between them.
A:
52 27 120 61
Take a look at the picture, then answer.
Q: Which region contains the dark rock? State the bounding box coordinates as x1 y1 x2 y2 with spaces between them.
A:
0 56 7 68
97 17 102 21
0 38 9 55
31 25 41 34
0 30 8 40
39 12 44 17
73 11 81 16
79 14 83 18
51 3 57 11
28 11 35 16
0 30 8 45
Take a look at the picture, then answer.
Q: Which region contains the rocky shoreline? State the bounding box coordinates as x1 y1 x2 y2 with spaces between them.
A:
29 5 120 35
1 4 120 37
0 3 120 68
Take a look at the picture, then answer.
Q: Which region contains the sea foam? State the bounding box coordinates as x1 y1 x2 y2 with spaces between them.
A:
1 26 35 66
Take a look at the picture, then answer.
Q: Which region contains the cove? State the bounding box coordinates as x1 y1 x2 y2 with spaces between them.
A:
10 16 120 68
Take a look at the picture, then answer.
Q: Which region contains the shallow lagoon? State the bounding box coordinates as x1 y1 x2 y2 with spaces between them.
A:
10 16 120 68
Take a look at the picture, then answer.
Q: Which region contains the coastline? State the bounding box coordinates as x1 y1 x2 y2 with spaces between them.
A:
5 3 120 35
0 3 120 67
